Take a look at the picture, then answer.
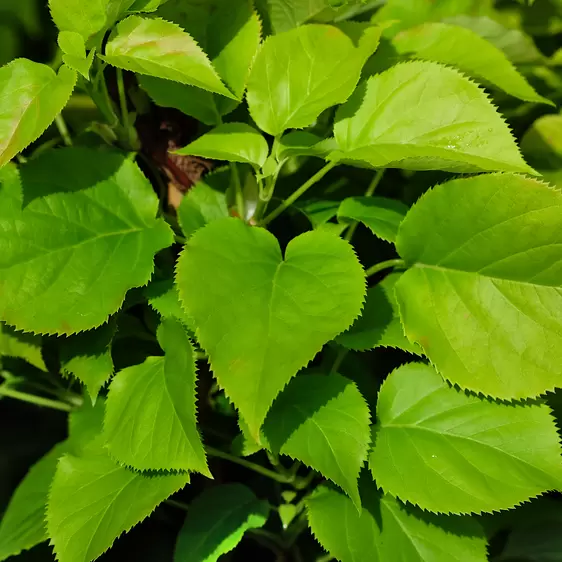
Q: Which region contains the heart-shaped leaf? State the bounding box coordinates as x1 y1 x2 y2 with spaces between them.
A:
307 482 488 562
103 16 235 98
332 61 535 174
104 319 208 474
247 24 379 136
176 218 365 437
392 23 550 105
369 363 562 514
263 373 371 508
175 123 269 168
0 148 173 335
395 173 562 399
0 60 76 168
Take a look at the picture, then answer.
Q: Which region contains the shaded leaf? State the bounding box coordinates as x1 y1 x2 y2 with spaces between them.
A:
276 132 337 161
174 484 269 562
176 218 365 438
521 114 562 170
267 0 328 33
0 443 66 561
103 16 235 98
144 276 193 328
175 123 269 168
104 319 208 474
395 173 562 399
392 23 550 105
247 24 378 135
0 322 46 371
332 61 535 174
307 482 488 562
369 363 562 514
59 322 115 402
0 148 173 335
47 441 189 562
336 273 421 353
337 196 408 243
0 60 76 168
263 373 371 508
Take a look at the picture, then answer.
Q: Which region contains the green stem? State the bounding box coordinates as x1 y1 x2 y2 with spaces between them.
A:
165 499 190 511
261 161 336 226
316 554 334 562
205 446 292 483
330 347 348 375
175 234 187 245
344 168 384 242
231 163 245 219
0 386 74 412
116 68 129 134
365 258 406 278
55 113 72 147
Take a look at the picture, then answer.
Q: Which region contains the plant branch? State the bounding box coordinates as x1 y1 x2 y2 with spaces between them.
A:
344 168 384 242
206 446 292 483
261 161 336 226
116 68 130 134
365 258 406 278
54 113 72 147
0 386 74 412
231 163 245 220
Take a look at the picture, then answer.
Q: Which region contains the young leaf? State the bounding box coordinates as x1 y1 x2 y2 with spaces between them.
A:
139 0 260 124
369 363 562 514
392 23 550 105
49 0 134 41
0 148 173 335
103 16 235 98
394 173 562 399
332 61 535 174
173 484 269 562
521 114 562 169
0 443 66 561
262 373 371 508
336 273 421 354
0 60 76 168
175 123 269 168
47 441 190 562
337 196 408 243
246 24 378 136
176 218 366 438
307 482 488 562
267 0 328 33
58 31 94 79
177 181 229 239
104 319 209 474
144 276 194 328
59 322 115 402
0 322 46 371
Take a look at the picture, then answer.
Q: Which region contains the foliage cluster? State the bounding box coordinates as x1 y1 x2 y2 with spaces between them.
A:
1 0 562 561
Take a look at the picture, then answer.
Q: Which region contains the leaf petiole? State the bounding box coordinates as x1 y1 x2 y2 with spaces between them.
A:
365 258 406 277
54 113 72 146
260 161 337 226
0 385 76 412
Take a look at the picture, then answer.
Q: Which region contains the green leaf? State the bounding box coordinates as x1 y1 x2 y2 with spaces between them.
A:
47 441 189 562
49 0 134 41
267 0 329 33
263 372 371 508
175 123 269 168
369 363 562 514
58 31 86 58
0 148 173 335
60 322 115 402
445 15 544 65
307 482 488 562
67 399 106 454
173 484 269 562
103 16 235 98
0 60 76 168
0 322 46 371
177 181 229 239
246 24 378 136
337 196 408 243
336 273 421 354
140 0 260 124
104 319 209 474
0 443 66 561
394 173 562 399
129 0 169 11
176 218 366 438
332 61 535 174
521 114 562 170
392 23 550 105
276 132 338 161
144 276 194 328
